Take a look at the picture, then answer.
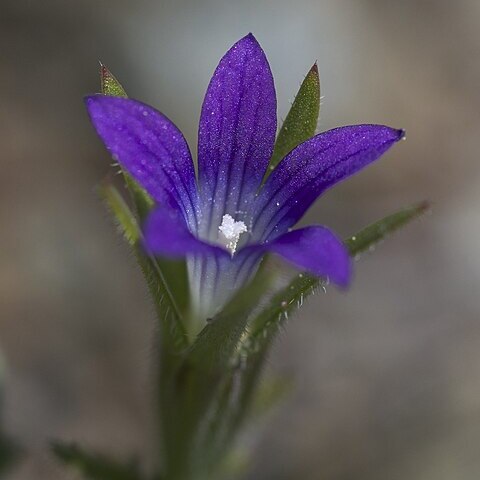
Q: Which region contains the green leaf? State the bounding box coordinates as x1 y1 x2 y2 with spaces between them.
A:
246 201 430 355
217 274 315 440
100 182 188 352
227 201 430 435
100 63 127 98
266 63 320 178
345 201 430 256
51 441 156 480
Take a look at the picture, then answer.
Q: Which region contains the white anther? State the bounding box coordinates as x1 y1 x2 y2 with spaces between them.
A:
218 214 247 255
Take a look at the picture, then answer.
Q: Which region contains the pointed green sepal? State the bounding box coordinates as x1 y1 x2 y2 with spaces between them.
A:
100 63 128 98
267 63 320 178
187 265 273 373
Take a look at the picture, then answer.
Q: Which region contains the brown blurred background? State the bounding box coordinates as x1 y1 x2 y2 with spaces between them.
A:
1 0 479 478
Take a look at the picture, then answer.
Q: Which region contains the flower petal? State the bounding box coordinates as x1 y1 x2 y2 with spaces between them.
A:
253 125 404 241
197 33 276 238
143 205 229 259
257 226 351 287
85 95 199 228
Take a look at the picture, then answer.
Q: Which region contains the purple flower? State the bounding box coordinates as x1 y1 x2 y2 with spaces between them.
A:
85 34 404 318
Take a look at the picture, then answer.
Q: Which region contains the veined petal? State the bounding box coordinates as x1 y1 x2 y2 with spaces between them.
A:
253 125 404 241
188 251 263 321
85 95 199 228
197 33 276 238
143 206 229 259
244 226 351 287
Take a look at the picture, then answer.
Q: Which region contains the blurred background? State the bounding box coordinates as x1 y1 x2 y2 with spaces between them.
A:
1 0 480 478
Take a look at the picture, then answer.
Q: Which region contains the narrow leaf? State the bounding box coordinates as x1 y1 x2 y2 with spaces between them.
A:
267 63 320 177
247 200 430 353
228 201 430 434
345 201 430 256
100 183 188 351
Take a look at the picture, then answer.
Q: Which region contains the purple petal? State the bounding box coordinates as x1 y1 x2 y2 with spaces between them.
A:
197 33 276 237
252 125 404 241
143 205 229 258
245 226 351 287
85 95 199 228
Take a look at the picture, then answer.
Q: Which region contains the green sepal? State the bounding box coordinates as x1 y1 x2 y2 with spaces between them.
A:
51 441 159 480
186 264 273 373
100 63 127 98
158 266 273 479
99 181 139 245
266 63 320 179
124 176 154 222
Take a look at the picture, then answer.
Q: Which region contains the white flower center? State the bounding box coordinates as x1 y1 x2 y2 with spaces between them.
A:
218 214 247 255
